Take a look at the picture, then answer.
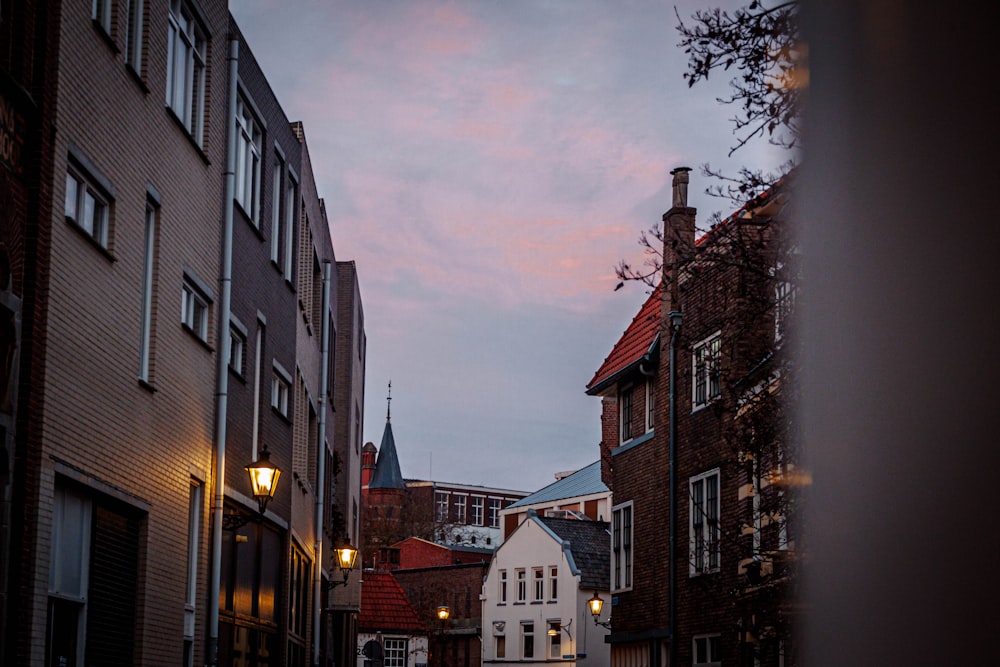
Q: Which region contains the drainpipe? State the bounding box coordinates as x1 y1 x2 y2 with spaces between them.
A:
313 260 332 667
668 309 681 667
207 36 240 667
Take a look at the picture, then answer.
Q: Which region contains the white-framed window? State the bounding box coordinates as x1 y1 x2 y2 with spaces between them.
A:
454 494 467 523
692 331 722 409
270 155 285 266
282 173 298 281
498 569 507 603
125 0 145 72
138 198 157 382
235 95 262 223
435 491 449 522
548 566 558 600
693 633 721 666
532 567 544 601
166 0 207 144
229 322 246 376
515 569 526 603
383 637 407 667
774 263 795 343
521 622 535 659
619 384 634 443
488 497 502 528
612 502 633 591
495 633 506 659
271 363 291 418
471 496 484 526
690 469 721 575
181 277 210 342
65 169 111 249
548 619 562 658
183 480 202 667
645 379 655 432
92 0 112 33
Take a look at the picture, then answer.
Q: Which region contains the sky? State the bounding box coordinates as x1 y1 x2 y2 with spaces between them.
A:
230 0 787 493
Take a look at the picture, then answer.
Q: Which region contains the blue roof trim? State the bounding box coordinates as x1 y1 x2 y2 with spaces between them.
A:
507 460 607 509
611 430 655 456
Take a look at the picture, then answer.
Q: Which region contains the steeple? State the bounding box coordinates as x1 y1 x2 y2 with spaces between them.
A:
369 383 405 490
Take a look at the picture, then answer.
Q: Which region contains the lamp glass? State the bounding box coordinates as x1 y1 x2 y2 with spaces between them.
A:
336 542 358 572
245 447 280 512
588 593 604 618
436 606 450 621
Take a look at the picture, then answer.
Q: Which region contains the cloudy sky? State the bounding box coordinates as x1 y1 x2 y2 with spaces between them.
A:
230 0 786 493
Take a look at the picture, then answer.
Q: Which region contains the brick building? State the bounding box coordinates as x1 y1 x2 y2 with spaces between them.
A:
586 168 797 666
1 3 365 665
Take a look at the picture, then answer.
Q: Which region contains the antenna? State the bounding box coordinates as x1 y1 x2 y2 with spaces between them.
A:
386 380 392 422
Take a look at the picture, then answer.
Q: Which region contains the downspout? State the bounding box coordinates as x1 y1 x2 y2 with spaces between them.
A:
208 36 240 667
668 310 681 667
313 260 332 667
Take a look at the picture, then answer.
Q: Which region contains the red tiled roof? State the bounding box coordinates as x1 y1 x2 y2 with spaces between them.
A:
358 570 428 634
587 285 661 394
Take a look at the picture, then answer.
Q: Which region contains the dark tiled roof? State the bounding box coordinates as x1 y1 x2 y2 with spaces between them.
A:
507 460 608 508
369 421 405 489
587 286 661 394
358 570 428 634
538 516 610 591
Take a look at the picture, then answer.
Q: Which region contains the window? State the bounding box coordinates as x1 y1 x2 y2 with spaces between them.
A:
270 156 285 267
65 168 111 249
138 199 158 382
287 546 310 666
693 634 721 666
229 322 246 376
454 494 466 523
125 0 144 72
183 481 202 667
619 384 633 442
495 634 506 659
472 496 484 526
515 569 526 603
271 364 291 418
48 483 143 667
774 265 795 343
549 621 562 658
181 277 210 342
532 567 544 602
646 379 655 431
521 622 535 659
693 332 722 409
92 0 111 33
548 566 558 601
282 174 298 281
235 96 262 223
488 497 501 528
384 637 407 667
612 502 633 591
690 469 721 575
498 569 507 603
166 0 207 144
436 491 449 522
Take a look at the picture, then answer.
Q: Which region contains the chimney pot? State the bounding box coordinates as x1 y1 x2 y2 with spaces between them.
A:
670 166 692 209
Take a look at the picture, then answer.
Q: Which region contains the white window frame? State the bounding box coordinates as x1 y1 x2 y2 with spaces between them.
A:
548 619 562 658
692 331 722 410
495 633 506 659
234 95 263 223
166 0 207 144
181 277 210 342
435 491 449 522
471 495 484 526
515 568 526 603
383 637 407 667
548 566 558 601
488 497 502 528
49 485 93 667
532 567 544 602
283 172 298 281
138 198 157 382
690 468 721 575
498 569 507 603
454 494 467 523
270 154 284 266
521 621 535 659
645 379 655 432
693 633 721 666
271 362 292 418
92 0 112 34
124 0 145 72
65 169 111 249
619 383 634 443
611 501 633 591
184 481 202 667
229 319 246 377
773 261 796 344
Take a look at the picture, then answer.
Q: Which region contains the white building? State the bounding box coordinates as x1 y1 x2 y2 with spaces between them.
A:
481 509 611 665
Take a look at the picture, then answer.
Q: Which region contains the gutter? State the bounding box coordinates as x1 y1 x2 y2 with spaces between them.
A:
207 36 239 667
312 260 332 666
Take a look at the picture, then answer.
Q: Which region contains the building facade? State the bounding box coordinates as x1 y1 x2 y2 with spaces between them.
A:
586 169 796 667
2 3 364 665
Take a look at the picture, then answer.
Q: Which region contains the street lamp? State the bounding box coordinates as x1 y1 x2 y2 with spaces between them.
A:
222 445 282 530
323 537 359 589
436 606 451 623
588 592 612 629
435 606 450 667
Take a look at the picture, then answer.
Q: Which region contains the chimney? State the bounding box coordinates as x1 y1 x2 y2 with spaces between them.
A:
662 167 697 317
670 166 691 209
